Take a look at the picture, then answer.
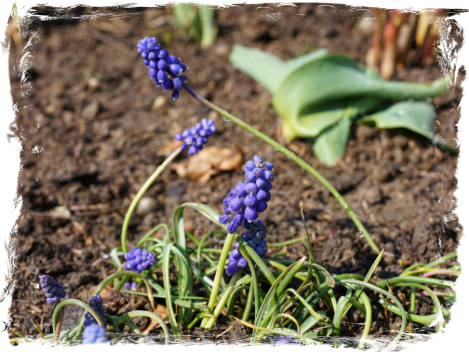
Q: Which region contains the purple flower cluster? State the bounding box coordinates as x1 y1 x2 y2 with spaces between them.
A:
82 324 109 344
124 247 156 273
219 155 274 234
84 294 107 328
226 220 267 276
274 334 299 345
137 36 188 100
39 275 66 304
175 118 216 155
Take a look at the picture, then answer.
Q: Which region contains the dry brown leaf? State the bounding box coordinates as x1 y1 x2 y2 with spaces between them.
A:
171 146 242 181
141 304 171 335
88 284 112 299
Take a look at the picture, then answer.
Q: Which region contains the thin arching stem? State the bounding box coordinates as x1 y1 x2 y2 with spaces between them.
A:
182 83 380 255
121 147 182 253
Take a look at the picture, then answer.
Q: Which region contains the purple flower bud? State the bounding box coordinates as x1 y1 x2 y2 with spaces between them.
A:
172 89 180 100
235 182 247 197
174 77 182 89
229 197 243 212
256 178 267 189
261 170 274 181
149 68 157 78
157 70 166 83
256 200 268 213
265 162 273 171
226 262 239 276
231 249 241 260
141 52 148 59
244 207 258 222
148 52 156 60
253 155 263 163
131 282 138 290
188 145 198 156
255 246 266 257
149 60 157 69
175 133 184 141
219 214 230 225
264 181 272 192
233 213 244 227
256 189 268 201
244 161 255 172
244 194 257 207
238 257 248 268
158 49 168 59
157 59 167 70
245 182 258 194
227 221 238 234
124 282 131 290
245 172 256 183
167 55 180 64
169 64 183 75
161 78 174 90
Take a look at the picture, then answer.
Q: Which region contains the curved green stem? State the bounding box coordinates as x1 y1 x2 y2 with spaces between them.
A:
357 292 372 350
182 83 380 255
121 148 182 253
53 299 104 338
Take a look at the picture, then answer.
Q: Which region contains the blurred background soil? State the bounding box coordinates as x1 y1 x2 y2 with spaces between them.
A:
7 3 463 341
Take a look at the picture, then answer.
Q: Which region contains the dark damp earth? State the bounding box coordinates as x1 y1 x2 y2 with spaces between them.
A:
8 4 462 345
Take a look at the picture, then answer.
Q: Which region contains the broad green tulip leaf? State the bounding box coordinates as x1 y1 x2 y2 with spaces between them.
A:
282 97 384 142
359 101 457 153
229 44 328 94
273 54 449 123
312 115 350 165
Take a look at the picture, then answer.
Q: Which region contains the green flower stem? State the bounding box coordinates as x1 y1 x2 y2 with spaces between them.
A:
200 232 236 328
136 223 170 248
182 83 381 255
332 296 366 337
357 292 372 350
226 285 250 317
243 282 255 321
376 276 455 290
377 298 451 325
424 252 457 268
205 271 242 328
121 147 182 253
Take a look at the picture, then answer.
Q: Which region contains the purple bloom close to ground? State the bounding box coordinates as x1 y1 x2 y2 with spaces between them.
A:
39 275 66 304
124 246 156 273
219 155 274 234
137 36 188 100
226 220 268 276
274 334 299 345
84 294 107 328
82 324 109 344
175 118 216 155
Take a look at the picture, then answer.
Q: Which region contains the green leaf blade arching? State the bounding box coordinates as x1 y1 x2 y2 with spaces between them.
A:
312 115 350 166
359 101 437 139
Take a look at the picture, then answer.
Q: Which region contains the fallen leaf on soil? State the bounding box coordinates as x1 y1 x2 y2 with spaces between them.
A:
171 146 243 182
141 304 171 335
89 284 113 299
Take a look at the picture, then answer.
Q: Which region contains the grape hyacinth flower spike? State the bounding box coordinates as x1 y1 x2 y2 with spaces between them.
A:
137 36 188 100
219 155 274 234
39 275 66 304
82 324 109 344
174 118 216 155
124 247 156 273
226 220 268 276
84 294 107 328
275 335 301 352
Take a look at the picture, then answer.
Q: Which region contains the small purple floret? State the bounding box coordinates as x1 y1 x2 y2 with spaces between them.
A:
124 247 156 273
175 118 216 156
39 275 66 304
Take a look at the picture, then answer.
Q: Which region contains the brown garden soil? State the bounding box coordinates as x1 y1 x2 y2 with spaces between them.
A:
7 3 464 346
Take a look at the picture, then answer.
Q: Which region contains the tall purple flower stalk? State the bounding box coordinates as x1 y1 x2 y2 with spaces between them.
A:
219 155 274 275
137 36 188 100
219 155 274 234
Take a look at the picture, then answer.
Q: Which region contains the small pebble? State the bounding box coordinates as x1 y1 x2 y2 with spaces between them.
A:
136 197 157 217
152 95 167 111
